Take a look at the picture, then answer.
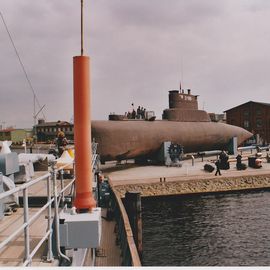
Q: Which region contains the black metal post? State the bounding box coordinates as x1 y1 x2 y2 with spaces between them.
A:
124 191 142 260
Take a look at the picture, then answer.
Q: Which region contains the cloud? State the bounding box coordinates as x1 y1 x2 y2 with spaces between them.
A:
1 0 270 127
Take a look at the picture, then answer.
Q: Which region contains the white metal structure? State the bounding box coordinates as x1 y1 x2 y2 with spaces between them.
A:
0 162 75 266
0 143 100 266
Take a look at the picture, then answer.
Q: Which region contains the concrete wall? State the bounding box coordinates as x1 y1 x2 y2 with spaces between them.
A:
113 174 270 198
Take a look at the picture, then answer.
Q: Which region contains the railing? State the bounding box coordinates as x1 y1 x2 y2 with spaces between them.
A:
0 162 75 266
109 183 141 267
92 142 99 169
0 143 100 267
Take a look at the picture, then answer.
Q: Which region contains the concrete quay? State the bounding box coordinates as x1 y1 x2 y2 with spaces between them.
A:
102 154 270 198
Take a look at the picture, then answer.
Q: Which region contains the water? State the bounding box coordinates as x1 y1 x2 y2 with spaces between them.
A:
142 191 270 266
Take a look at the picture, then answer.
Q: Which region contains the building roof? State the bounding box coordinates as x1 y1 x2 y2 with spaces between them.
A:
35 121 72 127
224 101 270 112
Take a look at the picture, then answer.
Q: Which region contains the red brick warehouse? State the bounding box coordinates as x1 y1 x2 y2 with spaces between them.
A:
224 101 270 145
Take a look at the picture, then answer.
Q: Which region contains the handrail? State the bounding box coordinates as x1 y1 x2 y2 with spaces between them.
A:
22 230 51 267
0 160 75 266
109 181 141 266
0 172 50 200
0 143 99 267
52 166 71 264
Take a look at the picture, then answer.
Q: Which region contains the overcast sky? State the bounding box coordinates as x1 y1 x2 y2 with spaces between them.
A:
1 0 270 128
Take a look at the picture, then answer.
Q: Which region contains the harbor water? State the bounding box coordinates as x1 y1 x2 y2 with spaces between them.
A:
142 190 270 266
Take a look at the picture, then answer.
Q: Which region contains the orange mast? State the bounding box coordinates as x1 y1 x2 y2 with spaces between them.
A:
73 0 96 212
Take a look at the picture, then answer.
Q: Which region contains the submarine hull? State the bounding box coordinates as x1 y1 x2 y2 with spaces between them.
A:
92 120 253 162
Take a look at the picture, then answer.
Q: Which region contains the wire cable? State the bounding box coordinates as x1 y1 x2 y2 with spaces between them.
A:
0 11 46 121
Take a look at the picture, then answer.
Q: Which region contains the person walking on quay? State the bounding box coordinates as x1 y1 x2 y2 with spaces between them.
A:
215 159 221 176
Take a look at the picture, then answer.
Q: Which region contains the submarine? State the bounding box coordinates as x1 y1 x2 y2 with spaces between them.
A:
92 89 252 163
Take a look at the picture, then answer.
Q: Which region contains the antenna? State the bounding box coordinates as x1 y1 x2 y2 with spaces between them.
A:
180 57 184 90
81 0 84 56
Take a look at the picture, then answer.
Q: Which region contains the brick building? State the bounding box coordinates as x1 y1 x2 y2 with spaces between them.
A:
34 119 74 143
224 101 270 144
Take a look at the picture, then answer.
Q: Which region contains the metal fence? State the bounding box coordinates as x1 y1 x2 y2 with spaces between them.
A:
0 162 75 266
0 142 101 266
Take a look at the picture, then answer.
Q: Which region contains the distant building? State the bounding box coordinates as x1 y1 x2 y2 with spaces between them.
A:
208 113 226 123
0 128 33 144
224 101 270 145
34 119 74 143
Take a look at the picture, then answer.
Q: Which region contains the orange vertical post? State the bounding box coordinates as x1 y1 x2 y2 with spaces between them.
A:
73 55 96 212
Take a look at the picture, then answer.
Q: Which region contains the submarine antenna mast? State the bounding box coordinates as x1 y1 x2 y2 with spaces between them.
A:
81 0 84 56
73 0 96 212
180 57 184 92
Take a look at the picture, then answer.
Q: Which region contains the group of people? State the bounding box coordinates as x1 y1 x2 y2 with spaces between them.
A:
215 150 250 175
126 105 147 119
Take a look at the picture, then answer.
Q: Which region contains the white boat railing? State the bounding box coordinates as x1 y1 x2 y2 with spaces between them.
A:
0 144 100 266
0 162 75 266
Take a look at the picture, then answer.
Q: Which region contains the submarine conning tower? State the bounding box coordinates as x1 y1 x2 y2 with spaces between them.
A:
162 89 211 122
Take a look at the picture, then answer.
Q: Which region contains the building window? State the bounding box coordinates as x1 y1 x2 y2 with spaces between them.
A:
256 119 263 128
244 120 249 128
